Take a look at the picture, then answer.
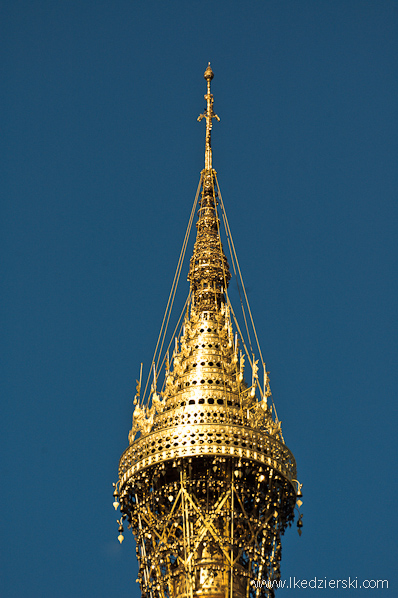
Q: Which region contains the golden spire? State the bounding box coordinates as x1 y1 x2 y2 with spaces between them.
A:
189 64 230 312
186 174 231 311
197 63 220 171
115 66 300 598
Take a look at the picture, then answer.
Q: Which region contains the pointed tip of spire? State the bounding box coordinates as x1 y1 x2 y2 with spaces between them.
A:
204 63 214 81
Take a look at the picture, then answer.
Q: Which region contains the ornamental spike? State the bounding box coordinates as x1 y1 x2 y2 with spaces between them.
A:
197 62 220 171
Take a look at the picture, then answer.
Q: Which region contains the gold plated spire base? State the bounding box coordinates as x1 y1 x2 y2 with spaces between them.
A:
118 304 296 598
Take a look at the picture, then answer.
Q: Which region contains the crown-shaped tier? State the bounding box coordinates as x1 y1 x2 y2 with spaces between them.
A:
150 302 281 437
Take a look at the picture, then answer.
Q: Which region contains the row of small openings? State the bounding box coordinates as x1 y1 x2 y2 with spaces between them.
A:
192 361 221 368
194 343 220 349
194 259 222 266
179 398 238 406
185 379 222 386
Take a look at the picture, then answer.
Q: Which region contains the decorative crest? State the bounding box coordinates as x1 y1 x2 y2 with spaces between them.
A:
197 62 220 170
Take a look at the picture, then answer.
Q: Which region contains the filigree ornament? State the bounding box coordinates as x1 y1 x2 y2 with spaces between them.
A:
238 352 245 383
151 391 164 415
164 372 175 394
252 359 259 383
128 403 146 443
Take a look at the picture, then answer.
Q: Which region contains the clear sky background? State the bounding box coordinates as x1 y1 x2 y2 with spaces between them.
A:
1 1 397 597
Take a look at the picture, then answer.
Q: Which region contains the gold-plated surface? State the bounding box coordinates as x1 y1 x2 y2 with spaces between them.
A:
115 66 300 598
197 63 220 171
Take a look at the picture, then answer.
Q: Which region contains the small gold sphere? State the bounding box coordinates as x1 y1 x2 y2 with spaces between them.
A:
204 63 214 81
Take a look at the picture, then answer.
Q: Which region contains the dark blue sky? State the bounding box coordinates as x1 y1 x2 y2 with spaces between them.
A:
1 1 397 597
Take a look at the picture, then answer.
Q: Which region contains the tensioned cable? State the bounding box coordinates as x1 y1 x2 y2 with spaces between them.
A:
140 176 202 406
215 174 280 421
224 236 279 422
210 171 232 401
141 178 200 405
216 191 254 357
214 184 254 357
211 172 253 370
225 294 252 369
215 173 265 367
220 207 259 391
158 292 191 394
152 185 199 376
154 235 192 374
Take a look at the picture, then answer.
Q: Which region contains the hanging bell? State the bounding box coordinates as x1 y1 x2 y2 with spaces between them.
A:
297 515 303 536
117 521 124 544
113 484 120 510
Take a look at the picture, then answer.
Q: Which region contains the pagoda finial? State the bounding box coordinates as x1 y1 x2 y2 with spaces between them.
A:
115 68 301 597
197 62 220 170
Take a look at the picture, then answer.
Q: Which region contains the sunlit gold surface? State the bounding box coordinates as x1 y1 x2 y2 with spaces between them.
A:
197 63 220 171
115 66 299 598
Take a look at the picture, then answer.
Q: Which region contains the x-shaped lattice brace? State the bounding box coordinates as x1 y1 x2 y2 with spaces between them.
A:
132 471 281 598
